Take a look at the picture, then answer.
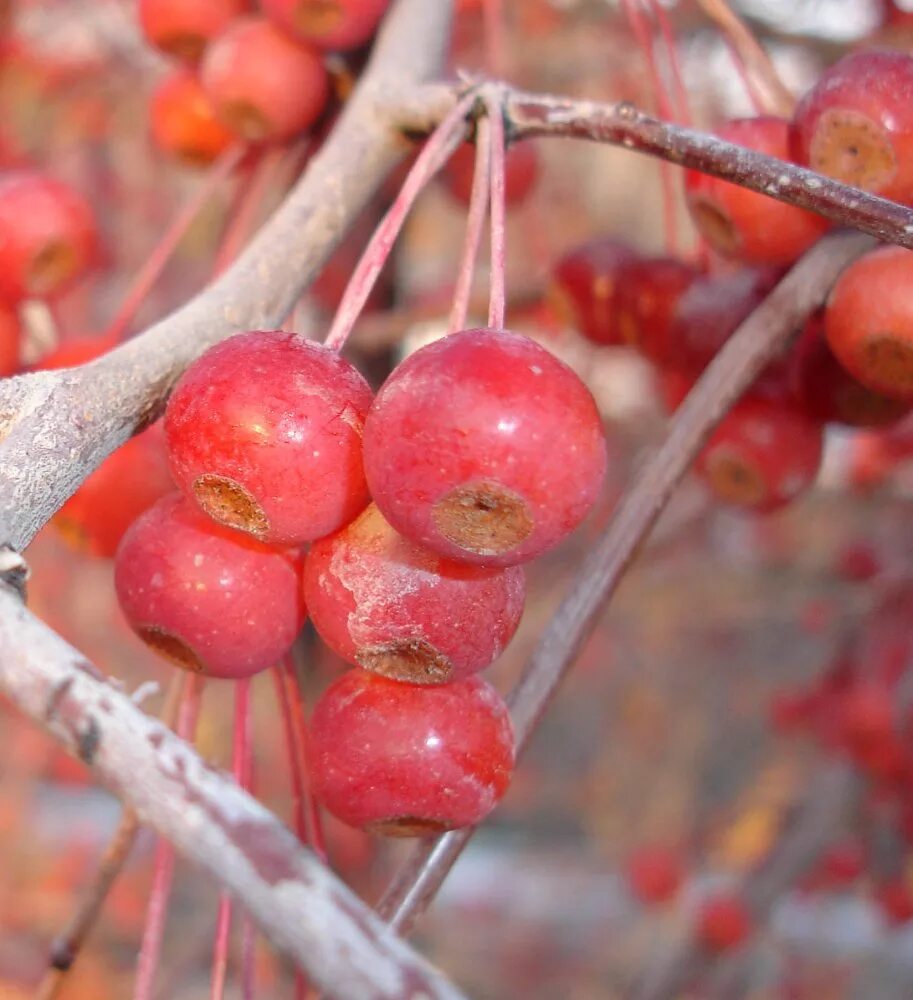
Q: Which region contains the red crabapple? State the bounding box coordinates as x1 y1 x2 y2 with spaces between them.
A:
875 880 913 925
0 171 97 303
0 301 20 376
548 238 637 345
825 245 913 402
613 256 700 365
309 670 515 835
53 423 173 559
696 398 823 511
115 493 306 679
165 330 372 545
138 0 250 63
696 894 752 952
363 328 607 567
260 0 389 52
625 845 685 905
791 50 913 204
201 17 330 142
686 117 829 265
790 312 909 427
150 70 236 167
304 503 526 683
443 140 539 207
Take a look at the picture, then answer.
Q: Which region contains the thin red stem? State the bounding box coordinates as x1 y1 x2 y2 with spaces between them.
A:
133 675 204 1000
621 0 679 253
448 116 491 334
644 0 692 126
725 38 767 116
212 147 290 278
209 679 252 1000
322 90 479 352
482 0 508 77
283 655 326 861
486 94 507 331
104 145 244 343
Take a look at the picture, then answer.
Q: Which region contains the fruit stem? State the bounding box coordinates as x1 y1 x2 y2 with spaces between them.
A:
133 674 204 1000
644 0 692 127
694 0 795 116
209 678 253 1000
33 675 184 1000
104 146 245 343
448 116 491 333
482 0 509 78
621 0 680 254
212 147 293 278
322 89 479 352
486 92 507 331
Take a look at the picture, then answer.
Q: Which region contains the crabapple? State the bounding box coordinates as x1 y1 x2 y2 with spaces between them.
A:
695 894 752 952
443 141 539 207
260 0 389 52
150 70 236 166
138 0 250 63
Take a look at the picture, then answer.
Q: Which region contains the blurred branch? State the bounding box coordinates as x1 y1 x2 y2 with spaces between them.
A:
376 230 875 933
0 584 467 1000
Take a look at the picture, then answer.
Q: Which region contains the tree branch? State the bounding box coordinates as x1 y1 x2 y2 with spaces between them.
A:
0 0 457 552
0 584 467 1000
504 89 913 245
376 230 875 934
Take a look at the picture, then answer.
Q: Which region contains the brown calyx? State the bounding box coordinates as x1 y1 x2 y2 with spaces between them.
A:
159 32 206 62
193 474 269 536
703 450 767 507
219 101 273 142
365 816 452 838
358 638 453 685
432 481 533 556
809 108 897 193
295 0 345 33
137 627 204 673
28 241 77 296
689 196 741 258
861 333 913 397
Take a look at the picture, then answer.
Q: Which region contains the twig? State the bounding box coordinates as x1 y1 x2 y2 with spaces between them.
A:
34 674 184 1000
503 90 913 244
375 230 876 934
0 586 469 1000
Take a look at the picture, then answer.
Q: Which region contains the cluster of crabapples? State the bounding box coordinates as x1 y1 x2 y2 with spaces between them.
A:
542 48 913 514
142 0 391 165
111 326 607 836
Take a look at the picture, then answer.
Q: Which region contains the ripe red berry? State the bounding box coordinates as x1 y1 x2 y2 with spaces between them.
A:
837 683 894 755
686 117 829 265
625 845 685 905
150 70 236 167
613 256 700 365
791 49 913 204
695 894 752 952
874 879 913 925
138 0 251 63
696 398 823 511
818 838 866 886
0 171 97 303
442 141 539 208
825 245 913 402
0 300 21 376
201 17 330 142
115 492 306 679
363 328 607 567
790 312 908 427
304 503 526 684
165 330 372 545
548 238 637 346
260 0 389 52
309 670 515 836
53 423 173 558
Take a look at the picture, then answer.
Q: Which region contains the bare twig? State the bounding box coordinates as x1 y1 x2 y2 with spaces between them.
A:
0 586 468 1000
376 230 875 934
